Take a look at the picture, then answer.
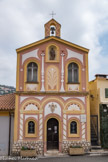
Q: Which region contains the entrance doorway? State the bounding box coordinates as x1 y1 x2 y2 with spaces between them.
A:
47 118 59 150
91 115 98 145
100 104 108 148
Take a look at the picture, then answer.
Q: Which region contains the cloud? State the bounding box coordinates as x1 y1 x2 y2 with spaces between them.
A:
0 0 108 86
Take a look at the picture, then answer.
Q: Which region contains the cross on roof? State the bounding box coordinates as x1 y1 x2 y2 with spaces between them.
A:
50 11 56 18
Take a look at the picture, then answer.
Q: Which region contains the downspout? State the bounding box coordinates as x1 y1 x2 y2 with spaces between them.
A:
8 112 11 156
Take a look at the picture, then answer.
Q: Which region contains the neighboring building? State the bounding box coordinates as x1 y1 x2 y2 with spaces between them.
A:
0 93 15 155
0 85 15 96
89 74 108 148
11 18 90 155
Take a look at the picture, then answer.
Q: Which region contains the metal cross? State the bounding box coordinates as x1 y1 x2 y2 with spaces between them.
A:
50 11 56 18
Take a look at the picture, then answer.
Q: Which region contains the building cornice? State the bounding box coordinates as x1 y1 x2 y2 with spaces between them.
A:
15 91 89 96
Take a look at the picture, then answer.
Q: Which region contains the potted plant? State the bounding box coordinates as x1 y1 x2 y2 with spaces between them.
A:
69 145 85 155
20 146 37 157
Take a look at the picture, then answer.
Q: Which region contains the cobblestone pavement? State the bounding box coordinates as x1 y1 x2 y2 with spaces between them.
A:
0 155 108 162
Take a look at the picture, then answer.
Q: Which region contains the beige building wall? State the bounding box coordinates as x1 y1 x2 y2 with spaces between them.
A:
97 79 108 103
89 80 99 116
89 75 108 144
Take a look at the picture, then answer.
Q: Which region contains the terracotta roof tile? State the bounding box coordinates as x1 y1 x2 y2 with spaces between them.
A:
0 93 15 110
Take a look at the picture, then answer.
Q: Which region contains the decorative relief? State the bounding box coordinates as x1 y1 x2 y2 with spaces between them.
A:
66 49 83 63
63 114 67 140
49 103 57 113
82 68 85 71
60 53 65 92
66 102 85 113
39 114 43 140
26 84 38 91
40 53 45 92
46 44 59 62
24 103 39 111
19 114 23 140
44 102 61 117
49 46 56 60
81 122 86 141
47 67 58 91
68 104 80 111
68 84 79 91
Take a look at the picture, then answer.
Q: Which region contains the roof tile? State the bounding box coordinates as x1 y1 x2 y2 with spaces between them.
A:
0 93 15 110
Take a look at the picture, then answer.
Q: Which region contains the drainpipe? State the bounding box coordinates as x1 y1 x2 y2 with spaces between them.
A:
8 112 11 156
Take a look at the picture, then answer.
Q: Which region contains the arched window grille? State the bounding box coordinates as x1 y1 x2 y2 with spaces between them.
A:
68 63 79 83
70 121 77 134
28 121 35 134
27 62 38 82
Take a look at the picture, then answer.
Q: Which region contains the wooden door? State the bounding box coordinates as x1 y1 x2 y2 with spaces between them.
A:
47 118 59 150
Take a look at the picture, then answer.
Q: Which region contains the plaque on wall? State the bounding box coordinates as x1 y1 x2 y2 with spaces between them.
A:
80 114 86 122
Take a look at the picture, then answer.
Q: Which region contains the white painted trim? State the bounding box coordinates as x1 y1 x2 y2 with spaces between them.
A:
40 53 45 91
22 49 39 65
60 53 65 92
66 48 83 63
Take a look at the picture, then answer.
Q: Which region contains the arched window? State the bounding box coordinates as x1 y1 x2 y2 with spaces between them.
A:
27 62 38 82
70 121 77 134
68 63 79 83
28 121 35 134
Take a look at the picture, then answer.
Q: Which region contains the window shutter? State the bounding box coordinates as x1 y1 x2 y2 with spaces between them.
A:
105 88 108 98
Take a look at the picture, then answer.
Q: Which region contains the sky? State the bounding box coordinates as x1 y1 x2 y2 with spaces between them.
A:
0 0 108 87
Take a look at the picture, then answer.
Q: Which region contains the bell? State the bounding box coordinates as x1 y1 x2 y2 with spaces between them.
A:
50 27 55 35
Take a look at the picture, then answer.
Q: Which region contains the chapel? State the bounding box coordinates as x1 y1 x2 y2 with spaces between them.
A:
12 18 90 155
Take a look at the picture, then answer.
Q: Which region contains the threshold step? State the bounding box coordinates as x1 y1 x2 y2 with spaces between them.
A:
91 146 101 149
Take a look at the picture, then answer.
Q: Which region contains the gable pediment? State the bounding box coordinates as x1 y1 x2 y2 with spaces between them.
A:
16 36 89 54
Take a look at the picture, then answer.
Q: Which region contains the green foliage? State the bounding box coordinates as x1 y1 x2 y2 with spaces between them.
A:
21 146 35 150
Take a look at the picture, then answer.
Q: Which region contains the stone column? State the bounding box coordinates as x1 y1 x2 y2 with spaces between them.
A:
60 53 65 92
40 52 45 91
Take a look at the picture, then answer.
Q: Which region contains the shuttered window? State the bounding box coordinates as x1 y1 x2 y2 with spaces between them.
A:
105 88 108 98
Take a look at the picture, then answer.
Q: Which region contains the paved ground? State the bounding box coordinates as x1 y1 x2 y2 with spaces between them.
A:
1 155 108 162
38 156 108 162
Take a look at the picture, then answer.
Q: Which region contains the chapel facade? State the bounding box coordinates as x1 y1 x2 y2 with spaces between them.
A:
13 19 90 155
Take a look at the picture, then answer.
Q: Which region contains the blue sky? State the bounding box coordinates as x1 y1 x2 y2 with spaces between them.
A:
0 0 108 87
99 34 108 55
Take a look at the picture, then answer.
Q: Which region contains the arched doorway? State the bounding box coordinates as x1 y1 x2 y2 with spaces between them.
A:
47 118 59 150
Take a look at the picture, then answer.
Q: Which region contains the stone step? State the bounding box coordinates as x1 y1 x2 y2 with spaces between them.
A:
44 150 66 157
91 146 101 149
